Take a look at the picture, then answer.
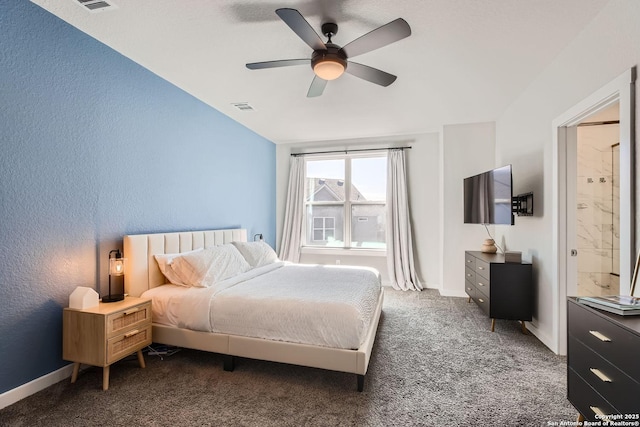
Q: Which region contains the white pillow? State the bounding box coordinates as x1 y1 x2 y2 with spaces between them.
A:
154 248 203 287
231 241 279 268
171 244 251 287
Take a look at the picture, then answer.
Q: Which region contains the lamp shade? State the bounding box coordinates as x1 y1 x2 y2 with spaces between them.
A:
109 256 126 276
104 249 125 303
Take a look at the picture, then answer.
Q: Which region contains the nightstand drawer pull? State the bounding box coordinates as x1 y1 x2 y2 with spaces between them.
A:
124 308 140 316
467 259 472 263
589 368 612 383
478 298 485 303
467 273 472 277
124 330 140 338
478 266 485 270
467 287 472 291
478 282 485 287
589 330 611 342
590 406 607 418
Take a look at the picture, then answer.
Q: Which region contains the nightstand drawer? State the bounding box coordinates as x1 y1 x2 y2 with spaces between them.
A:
568 302 640 381
107 302 151 337
568 336 640 414
568 368 620 420
107 325 152 364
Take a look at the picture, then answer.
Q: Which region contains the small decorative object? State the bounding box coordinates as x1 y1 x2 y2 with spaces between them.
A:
69 286 99 309
505 251 522 263
253 233 264 241
481 239 497 253
103 249 125 302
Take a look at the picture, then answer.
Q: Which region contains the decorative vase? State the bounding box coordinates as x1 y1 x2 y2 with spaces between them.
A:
481 239 497 253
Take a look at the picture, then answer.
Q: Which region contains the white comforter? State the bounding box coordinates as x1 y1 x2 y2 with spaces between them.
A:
142 262 381 350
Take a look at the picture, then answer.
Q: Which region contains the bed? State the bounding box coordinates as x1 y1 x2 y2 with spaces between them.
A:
123 228 384 391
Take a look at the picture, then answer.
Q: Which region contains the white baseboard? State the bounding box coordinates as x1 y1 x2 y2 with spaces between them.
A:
523 321 559 355
0 364 74 410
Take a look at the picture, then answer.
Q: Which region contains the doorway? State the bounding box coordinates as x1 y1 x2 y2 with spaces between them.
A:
552 68 635 355
574 107 620 297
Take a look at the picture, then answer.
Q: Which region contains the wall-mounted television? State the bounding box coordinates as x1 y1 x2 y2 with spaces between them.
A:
464 165 514 225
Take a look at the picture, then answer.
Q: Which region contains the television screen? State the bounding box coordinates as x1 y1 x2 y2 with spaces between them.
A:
464 165 513 225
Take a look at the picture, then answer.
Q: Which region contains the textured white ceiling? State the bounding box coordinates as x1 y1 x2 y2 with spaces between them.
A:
31 0 608 144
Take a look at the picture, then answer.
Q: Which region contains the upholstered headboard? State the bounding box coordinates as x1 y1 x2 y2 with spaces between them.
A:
123 228 247 297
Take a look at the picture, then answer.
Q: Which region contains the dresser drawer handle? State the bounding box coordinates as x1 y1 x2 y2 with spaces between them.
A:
467 287 472 291
589 368 612 383
478 266 485 270
589 330 611 342
467 259 472 263
478 298 485 303
124 329 140 338
467 273 472 277
124 308 140 316
590 406 607 418
478 282 485 287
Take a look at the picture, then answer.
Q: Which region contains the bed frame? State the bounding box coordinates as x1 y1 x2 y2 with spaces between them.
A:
123 228 383 391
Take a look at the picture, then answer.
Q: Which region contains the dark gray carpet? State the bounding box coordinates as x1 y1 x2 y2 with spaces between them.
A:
1 289 576 426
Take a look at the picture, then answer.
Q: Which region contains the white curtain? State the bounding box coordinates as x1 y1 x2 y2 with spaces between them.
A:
279 156 305 263
386 149 422 291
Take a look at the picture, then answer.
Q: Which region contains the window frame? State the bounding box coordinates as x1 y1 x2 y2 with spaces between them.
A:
303 152 387 252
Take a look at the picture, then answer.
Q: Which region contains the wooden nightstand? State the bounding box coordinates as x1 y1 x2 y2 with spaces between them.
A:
63 296 152 390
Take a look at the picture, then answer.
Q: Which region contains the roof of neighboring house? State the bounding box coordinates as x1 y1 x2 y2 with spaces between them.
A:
306 178 366 202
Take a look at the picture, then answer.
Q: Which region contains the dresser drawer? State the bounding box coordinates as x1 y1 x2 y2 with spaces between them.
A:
465 279 475 299
568 368 620 420
475 259 490 281
476 275 490 296
106 302 151 337
472 293 490 316
568 336 640 414
465 253 475 269
568 302 640 381
465 266 475 285
107 325 152 364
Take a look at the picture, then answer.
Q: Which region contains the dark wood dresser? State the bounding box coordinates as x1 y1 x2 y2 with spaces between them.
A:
567 298 640 420
465 251 532 332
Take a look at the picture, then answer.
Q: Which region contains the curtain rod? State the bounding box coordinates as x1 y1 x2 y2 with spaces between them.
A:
290 146 411 157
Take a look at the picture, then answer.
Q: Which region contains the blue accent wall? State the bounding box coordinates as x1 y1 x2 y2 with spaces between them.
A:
0 0 275 394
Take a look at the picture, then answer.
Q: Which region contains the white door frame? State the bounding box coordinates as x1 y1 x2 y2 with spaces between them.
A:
552 68 635 355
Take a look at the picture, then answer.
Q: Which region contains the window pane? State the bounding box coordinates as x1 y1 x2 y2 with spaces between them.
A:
306 159 345 202
351 156 387 202
351 204 386 248
306 205 344 247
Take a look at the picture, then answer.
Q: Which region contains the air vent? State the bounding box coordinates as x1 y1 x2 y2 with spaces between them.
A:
231 102 255 112
74 0 117 12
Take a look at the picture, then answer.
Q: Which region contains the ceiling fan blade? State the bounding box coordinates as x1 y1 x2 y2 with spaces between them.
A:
276 8 326 51
246 59 309 70
339 18 411 58
307 76 328 97
345 62 397 87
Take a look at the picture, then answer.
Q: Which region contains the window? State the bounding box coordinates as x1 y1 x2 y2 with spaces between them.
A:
304 154 387 249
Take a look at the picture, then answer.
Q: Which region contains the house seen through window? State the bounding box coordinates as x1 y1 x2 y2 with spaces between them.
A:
305 154 387 249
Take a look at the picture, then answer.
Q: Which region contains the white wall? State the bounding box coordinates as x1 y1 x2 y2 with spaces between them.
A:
495 0 640 352
275 133 441 287
440 122 496 297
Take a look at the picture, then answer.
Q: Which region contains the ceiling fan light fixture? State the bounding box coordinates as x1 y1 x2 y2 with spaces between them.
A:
313 58 345 80
311 46 348 81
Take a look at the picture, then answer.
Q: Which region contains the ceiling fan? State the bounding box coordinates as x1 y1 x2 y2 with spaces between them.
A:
246 8 411 97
